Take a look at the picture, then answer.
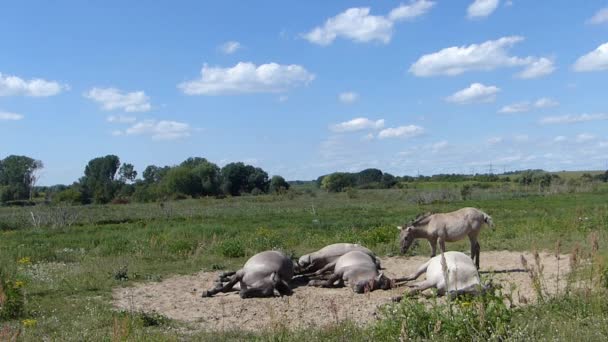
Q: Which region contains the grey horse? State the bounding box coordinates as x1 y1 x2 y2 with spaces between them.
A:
201 250 294 299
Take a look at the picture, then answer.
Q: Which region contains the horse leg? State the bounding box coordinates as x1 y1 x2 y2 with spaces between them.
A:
313 261 337 276
429 238 438 257
275 279 293 296
475 241 481 269
240 286 274 299
202 273 241 297
438 237 446 255
408 280 435 296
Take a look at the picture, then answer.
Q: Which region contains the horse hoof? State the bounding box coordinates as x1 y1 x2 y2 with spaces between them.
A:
201 291 211 298
391 296 403 303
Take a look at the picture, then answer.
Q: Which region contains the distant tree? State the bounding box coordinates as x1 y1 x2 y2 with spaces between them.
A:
381 172 397 188
191 160 221 196
118 163 137 183
357 168 383 186
80 155 121 203
0 155 43 202
162 166 199 197
247 167 270 193
269 175 290 193
320 172 356 192
142 165 170 184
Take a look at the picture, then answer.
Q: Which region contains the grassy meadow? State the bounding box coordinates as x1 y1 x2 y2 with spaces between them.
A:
1 184 608 340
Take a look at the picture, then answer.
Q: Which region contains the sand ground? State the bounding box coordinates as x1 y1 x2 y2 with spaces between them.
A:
112 251 569 332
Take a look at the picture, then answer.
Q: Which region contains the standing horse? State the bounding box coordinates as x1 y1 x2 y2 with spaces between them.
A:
398 207 494 268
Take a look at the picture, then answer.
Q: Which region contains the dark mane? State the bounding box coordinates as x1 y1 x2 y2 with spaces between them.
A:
409 212 433 226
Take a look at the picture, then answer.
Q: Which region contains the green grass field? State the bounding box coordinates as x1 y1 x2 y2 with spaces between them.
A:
1 187 608 340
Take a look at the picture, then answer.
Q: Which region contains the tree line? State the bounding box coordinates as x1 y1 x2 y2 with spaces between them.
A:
0 155 289 205
2 154 608 205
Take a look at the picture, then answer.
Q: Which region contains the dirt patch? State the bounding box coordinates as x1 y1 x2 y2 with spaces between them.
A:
112 251 569 332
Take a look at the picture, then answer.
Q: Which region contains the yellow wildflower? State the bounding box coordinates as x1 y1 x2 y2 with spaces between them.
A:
22 319 37 328
17 257 31 265
13 280 25 289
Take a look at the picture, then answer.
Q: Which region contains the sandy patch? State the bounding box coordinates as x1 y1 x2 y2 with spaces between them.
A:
112 251 569 332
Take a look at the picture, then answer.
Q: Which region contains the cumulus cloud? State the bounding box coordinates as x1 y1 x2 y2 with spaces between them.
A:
516 57 555 79
573 42 608 72
106 115 137 123
303 0 435 45
553 136 566 142
219 41 242 54
0 72 68 97
338 91 359 103
467 0 500 19
330 117 384 132
378 125 424 139
120 120 192 140
487 136 503 144
409 36 554 78
588 7 608 25
498 97 558 113
178 62 315 95
540 113 608 124
85 88 151 112
0 111 24 121
445 83 500 104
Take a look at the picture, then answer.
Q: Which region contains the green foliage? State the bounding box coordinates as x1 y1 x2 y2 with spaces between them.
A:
0 269 26 321
118 163 137 183
373 290 512 341
269 175 290 193
461 184 473 200
218 239 246 258
221 162 269 196
80 155 121 204
321 172 356 192
54 187 85 205
0 155 43 202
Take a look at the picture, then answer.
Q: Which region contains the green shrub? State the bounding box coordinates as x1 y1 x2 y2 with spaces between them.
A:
0 269 26 321
218 239 245 258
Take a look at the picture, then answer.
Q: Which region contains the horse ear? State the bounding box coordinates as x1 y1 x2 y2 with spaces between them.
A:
407 226 413 232
397 226 403 230
376 272 384 280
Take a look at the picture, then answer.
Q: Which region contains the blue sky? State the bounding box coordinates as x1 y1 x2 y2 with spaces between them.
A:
1 0 607 185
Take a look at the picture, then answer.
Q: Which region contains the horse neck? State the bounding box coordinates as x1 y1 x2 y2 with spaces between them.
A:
412 225 432 239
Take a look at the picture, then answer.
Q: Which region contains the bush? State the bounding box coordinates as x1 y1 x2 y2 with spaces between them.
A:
54 188 85 205
218 239 245 258
0 269 26 320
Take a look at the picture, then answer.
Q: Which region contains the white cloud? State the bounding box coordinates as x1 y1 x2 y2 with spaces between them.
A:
553 136 566 142
303 1 435 45
219 41 242 54
106 115 137 123
445 83 500 104
409 36 554 78
540 113 608 124
588 7 608 25
85 88 151 112
0 111 24 121
178 62 315 95
467 0 500 19
534 97 559 108
122 120 192 140
330 117 384 132
388 0 436 21
499 97 558 113
338 91 359 103
576 133 596 143
516 57 555 79
573 42 608 72
498 102 530 113
278 95 289 102
378 125 424 139
0 72 67 97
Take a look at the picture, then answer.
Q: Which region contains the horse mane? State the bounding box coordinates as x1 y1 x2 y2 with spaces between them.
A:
409 212 434 226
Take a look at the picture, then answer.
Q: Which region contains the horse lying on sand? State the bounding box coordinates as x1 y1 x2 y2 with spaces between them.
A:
201 250 294 299
398 207 494 268
297 243 381 276
307 250 392 293
392 251 489 302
